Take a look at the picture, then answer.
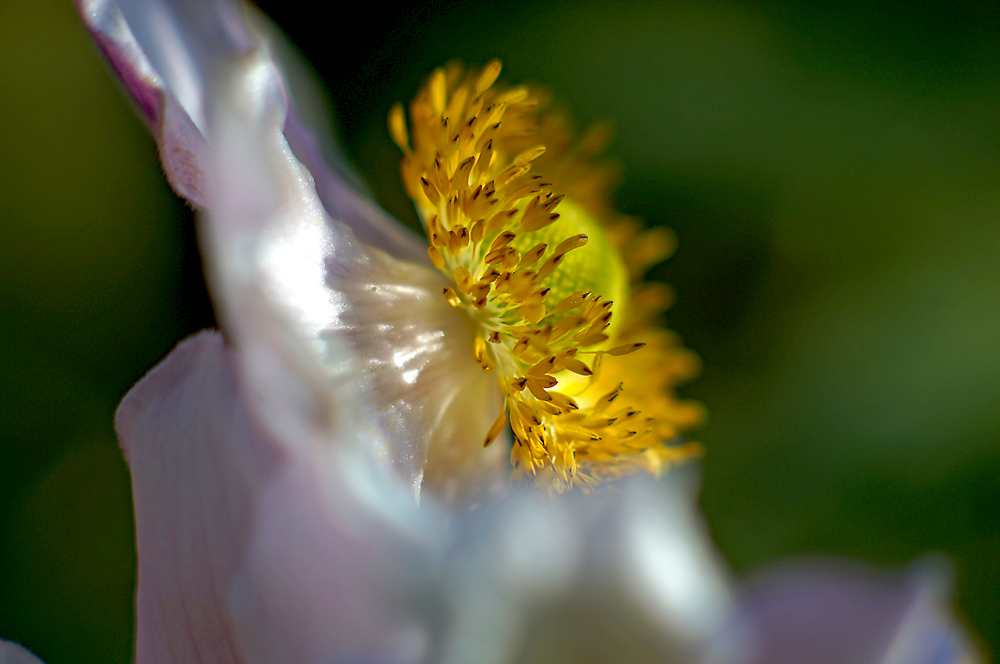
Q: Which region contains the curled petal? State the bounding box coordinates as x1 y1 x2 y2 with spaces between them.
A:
116 333 264 663
203 51 505 499
75 0 427 260
79 0 506 497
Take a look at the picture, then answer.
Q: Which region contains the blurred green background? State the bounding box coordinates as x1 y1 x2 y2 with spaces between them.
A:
1 0 997 661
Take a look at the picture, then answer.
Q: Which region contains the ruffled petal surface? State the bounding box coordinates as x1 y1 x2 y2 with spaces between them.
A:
202 48 505 499
77 0 506 498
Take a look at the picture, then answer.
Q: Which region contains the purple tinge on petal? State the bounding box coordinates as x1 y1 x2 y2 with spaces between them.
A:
76 0 428 261
720 559 981 664
0 641 45 664
75 0 233 206
116 332 439 664
81 0 505 496
433 472 734 664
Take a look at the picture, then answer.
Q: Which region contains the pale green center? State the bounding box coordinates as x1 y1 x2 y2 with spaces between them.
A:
511 196 628 338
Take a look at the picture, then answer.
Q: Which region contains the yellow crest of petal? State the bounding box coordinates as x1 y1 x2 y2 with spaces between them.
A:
391 60 704 493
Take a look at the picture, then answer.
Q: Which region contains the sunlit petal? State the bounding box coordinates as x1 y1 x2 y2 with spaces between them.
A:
78 0 506 498
202 50 505 499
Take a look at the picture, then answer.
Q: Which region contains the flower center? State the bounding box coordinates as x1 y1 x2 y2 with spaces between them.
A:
391 60 705 492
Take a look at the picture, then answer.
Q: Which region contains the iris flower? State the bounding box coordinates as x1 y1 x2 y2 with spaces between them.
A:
8 0 972 662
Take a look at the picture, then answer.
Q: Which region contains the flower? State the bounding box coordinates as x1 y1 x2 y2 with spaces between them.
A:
54 0 985 662
74 0 733 659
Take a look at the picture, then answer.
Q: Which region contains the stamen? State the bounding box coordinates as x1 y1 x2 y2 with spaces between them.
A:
393 60 704 493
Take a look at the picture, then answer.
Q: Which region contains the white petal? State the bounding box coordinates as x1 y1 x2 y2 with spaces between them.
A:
77 0 428 259
116 333 261 664
80 0 506 498
201 49 504 500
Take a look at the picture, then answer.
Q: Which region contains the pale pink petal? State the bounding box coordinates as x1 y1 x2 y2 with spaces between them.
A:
74 0 234 206
80 0 505 498
116 332 444 664
201 49 504 500
715 559 982 664
227 449 443 664
0 641 45 664
116 332 269 664
75 0 428 261
117 332 733 664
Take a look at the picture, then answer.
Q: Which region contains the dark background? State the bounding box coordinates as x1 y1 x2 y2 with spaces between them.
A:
1 0 997 661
